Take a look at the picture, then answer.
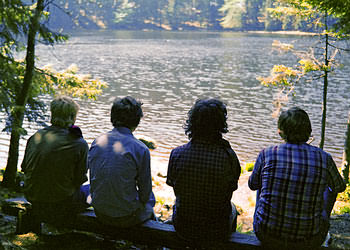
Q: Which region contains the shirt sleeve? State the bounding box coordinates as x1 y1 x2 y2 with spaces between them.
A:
225 148 241 192
136 147 153 204
327 155 346 193
21 136 32 173
73 139 89 187
166 149 176 187
248 151 264 191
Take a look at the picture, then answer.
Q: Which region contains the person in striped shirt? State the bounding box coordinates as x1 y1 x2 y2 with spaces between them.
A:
249 107 346 249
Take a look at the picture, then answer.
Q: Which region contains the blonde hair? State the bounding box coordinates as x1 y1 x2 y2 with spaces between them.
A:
50 96 79 128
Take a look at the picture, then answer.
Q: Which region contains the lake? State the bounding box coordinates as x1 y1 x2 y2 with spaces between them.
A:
1 30 350 171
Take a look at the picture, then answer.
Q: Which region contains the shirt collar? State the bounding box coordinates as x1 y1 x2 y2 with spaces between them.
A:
113 126 133 135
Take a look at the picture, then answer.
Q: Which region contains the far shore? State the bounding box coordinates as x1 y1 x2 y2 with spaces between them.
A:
247 30 319 36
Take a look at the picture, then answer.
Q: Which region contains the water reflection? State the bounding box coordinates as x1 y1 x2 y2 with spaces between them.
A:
1 31 349 169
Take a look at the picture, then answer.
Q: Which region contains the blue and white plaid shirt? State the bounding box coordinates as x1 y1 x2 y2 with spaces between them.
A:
249 143 346 241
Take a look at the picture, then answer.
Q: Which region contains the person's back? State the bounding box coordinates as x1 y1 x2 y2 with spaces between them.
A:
168 139 239 240
89 96 155 228
253 143 333 239
23 125 87 202
89 127 152 218
167 99 241 242
249 107 346 249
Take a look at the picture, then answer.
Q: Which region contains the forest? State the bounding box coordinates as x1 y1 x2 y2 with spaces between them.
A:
47 0 326 32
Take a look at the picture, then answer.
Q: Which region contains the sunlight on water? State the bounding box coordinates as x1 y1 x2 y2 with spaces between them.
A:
1 31 349 171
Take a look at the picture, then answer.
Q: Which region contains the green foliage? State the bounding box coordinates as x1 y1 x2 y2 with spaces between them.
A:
236 222 244 233
267 0 320 31
244 162 255 172
40 64 107 100
257 0 350 150
114 0 136 24
333 183 350 215
138 137 157 150
0 1 107 132
1 0 108 188
289 0 350 35
0 54 107 133
257 24 342 103
48 0 226 31
338 206 350 215
8 0 347 33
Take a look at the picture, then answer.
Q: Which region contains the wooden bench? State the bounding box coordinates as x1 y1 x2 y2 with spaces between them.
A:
2 197 261 249
0 197 330 249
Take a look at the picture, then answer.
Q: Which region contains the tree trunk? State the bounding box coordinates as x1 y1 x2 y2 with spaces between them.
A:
342 111 350 184
319 12 329 149
2 0 45 188
319 60 328 149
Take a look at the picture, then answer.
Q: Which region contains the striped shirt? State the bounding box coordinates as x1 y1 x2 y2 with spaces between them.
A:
249 143 346 241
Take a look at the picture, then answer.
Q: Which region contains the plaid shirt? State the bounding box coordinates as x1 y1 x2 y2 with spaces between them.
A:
249 143 346 241
166 139 241 241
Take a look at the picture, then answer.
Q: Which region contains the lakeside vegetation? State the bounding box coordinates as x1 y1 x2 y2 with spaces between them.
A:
46 0 337 32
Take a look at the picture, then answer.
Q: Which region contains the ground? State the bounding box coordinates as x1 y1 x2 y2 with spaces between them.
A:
0 172 350 249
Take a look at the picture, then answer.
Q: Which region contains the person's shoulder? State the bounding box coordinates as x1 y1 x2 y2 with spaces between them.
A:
304 143 333 159
90 132 111 149
134 137 150 151
173 142 191 152
301 143 327 153
69 125 83 138
260 144 279 153
35 126 51 135
168 143 189 157
66 126 88 148
27 126 51 143
70 135 88 153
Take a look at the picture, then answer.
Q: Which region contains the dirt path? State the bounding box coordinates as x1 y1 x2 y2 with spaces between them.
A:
231 173 256 232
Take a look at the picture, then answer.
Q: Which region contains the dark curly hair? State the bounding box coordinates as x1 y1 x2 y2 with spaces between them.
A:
111 96 143 130
278 107 312 143
184 98 228 140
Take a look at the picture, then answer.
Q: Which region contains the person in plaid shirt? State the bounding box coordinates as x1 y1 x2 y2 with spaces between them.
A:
166 98 241 244
249 107 346 249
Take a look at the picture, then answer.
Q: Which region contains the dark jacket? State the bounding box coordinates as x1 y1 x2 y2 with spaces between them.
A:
21 125 88 203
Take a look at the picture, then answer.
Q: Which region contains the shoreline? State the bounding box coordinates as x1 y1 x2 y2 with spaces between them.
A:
247 30 319 36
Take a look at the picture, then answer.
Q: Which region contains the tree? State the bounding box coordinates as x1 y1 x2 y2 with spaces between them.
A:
1 1 106 188
258 0 349 149
343 113 350 184
266 0 320 31
219 0 244 29
241 0 265 30
305 0 350 34
300 0 350 182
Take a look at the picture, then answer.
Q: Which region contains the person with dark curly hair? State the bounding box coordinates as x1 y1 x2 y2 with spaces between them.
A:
166 98 241 244
249 107 346 249
88 96 155 228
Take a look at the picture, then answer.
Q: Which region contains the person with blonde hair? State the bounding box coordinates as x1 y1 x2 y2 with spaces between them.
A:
21 96 89 227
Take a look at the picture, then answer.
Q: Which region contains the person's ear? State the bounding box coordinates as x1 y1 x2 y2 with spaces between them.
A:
278 129 286 141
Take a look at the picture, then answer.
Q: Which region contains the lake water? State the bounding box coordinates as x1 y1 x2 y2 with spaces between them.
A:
1 30 350 171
